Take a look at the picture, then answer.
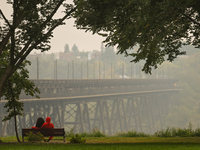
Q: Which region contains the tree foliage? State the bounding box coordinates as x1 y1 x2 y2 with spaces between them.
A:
2 61 40 122
0 0 76 96
1 45 40 142
74 0 200 73
1 44 40 139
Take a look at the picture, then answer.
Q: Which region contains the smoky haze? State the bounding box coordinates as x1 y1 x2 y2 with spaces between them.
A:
0 45 199 137
1 1 200 137
24 45 200 132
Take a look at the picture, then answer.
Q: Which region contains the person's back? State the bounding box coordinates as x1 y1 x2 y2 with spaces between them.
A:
41 117 54 142
32 117 45 129
41 117 54 129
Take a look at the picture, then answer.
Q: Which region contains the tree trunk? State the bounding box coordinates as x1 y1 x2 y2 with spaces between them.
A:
14 106 21 143
0 64 13 98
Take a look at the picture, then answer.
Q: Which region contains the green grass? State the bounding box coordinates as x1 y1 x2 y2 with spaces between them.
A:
1 136 200 150
2 124 200 149
1 143 200 150
2 136 200 143
116 130 150 137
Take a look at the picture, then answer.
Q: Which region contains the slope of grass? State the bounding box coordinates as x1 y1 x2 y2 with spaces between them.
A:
1 143 200 150
2 136 200 143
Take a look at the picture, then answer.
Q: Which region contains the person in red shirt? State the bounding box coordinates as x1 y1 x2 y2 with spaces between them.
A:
41 117 54 142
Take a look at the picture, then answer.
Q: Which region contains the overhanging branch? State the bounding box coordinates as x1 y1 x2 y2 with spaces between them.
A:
183 13 200 27
13 6 77 74
0 9 11 28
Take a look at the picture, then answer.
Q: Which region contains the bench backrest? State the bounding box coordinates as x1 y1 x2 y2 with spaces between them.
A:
22 128 65 136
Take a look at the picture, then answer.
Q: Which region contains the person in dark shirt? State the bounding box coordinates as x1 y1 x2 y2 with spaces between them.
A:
32 117 45 129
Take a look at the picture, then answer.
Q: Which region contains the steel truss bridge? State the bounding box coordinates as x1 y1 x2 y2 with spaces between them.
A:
0 79 180 136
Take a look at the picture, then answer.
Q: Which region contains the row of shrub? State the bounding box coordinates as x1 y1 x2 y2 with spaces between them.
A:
154 127 200 137
66 123 200 138
26 123 200 143
68 124 200 143
154 124 200 137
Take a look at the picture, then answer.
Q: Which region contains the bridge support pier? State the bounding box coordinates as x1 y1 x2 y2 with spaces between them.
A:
103 101 111 135
144 96 152 134
148 96 155 133
0 88 179 136
92 101 106 132
121 99 128 132
157 95 164 129
83 103 92 133
126 98 138 131
136 98 143 132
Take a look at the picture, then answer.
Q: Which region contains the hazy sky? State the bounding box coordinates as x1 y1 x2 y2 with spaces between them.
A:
0 1 106 53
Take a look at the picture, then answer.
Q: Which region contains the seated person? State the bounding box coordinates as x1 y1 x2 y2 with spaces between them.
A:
41 117 54 142
32 117 45 129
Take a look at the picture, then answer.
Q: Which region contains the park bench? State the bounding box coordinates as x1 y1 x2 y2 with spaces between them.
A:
22 128 65 142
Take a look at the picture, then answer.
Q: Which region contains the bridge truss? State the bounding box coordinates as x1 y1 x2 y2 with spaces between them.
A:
0 79 180 136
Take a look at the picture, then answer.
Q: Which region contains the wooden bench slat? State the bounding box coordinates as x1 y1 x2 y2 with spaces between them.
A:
22 128 65 142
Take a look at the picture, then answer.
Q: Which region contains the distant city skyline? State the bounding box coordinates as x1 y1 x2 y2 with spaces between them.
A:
0 1 108 54
50 18 106 53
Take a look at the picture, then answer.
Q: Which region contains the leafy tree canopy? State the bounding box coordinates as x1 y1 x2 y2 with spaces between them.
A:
1 45 40 142
0 0 76 96
74 0 200 73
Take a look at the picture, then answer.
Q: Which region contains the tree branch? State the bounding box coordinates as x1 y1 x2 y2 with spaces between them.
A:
183 13 200 27
13 6 77 74
12 0 66 66
0 9 26 56
10 0 18 66
40 0 65 28
0 2 77 94
0 9 11 28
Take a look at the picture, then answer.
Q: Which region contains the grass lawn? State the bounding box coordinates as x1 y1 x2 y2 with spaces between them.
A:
1 137 200 150
1 143 200 150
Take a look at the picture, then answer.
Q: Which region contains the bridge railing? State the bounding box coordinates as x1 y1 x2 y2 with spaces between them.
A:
10 79 179 100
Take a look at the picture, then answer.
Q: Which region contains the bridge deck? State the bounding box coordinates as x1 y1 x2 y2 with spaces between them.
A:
1 88 181 103
6 79 179 100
